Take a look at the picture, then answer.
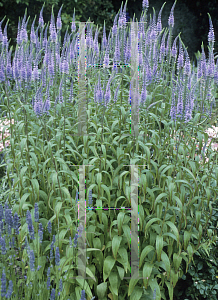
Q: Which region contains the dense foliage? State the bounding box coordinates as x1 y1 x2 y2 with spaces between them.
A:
0 0 218 299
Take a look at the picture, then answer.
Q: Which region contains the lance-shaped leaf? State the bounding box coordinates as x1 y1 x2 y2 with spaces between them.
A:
156 235 163 262
143 262 153 289
112 235 122 260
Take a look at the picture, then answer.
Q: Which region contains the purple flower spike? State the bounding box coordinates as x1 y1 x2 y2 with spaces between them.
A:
26 210 35 240
56 5 63 30
78 223 83 237
55 247 60 266
34 203 39 223
50 288 56 300
80 290 86 300
5 280 13 298
47 267 51 290
142 0 149 11
168 0 177 28
1 268 6 297
38 223 43 244
73 232 78 247
39 5 44 28
30 18 37 44
71 10 76 33
29 250 35 272
13 212 20 235
88 190 93 206
47 220 52 234
208 13 215 45
0 236 7 255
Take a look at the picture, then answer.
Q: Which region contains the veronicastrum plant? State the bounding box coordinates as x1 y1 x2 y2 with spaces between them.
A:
0 0 218 299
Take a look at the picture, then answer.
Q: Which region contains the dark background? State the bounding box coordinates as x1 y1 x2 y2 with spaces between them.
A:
1 0 218 64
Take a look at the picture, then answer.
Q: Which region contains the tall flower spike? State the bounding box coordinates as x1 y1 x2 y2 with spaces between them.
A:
168 0 177 28
43 86 51 116
71 9 76 33
142 0 149 11
176 83 183 119
55 247 60 266
208 13 215 46
1 268 6 297
47 220 52 234
104 77 111 108
5 208 13 235
56 5 63 31
0 18 5 42
30 17 37 44
0 236 7 255
114 83 120 103
78 223 83 237
157 3 166 35
177 39 184 71
39 5 44 28
20 11 28 43
38 223 43 243
112 13 118 36
26 210 35 240
3 21 8 47
5 280 13 298
50 288 56 300
184 51 191 76
47 267 51 290
88 190 93 206
13 212 20 235
171 34 179 59
34 203 39 223
29 250 35 271
80 290 86 300
73 232 78 247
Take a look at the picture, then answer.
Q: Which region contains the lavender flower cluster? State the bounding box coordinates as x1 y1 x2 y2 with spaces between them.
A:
0 0 216 123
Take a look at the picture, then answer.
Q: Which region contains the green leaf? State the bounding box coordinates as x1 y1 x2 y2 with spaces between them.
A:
184 231 191 251
31 178 39 200
195 211 201 230
117 247 129 273
128 277 140 296
103 256 116 282
20 137 27 155
116 266 124 280
130 285 143 300
60 186 72 204
165 221 180 246
161 251 171 278
156 235 163 262
112 235 122 260
109 271 118 295
54 202 62 220
144 218 162 233
20 193 31 211
139 245 154 269
142 262 153 288
101 184 111 203
117 212 125 236
154 193 167 210
97 282 107 298
173 253 182 273
165 281 173 300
